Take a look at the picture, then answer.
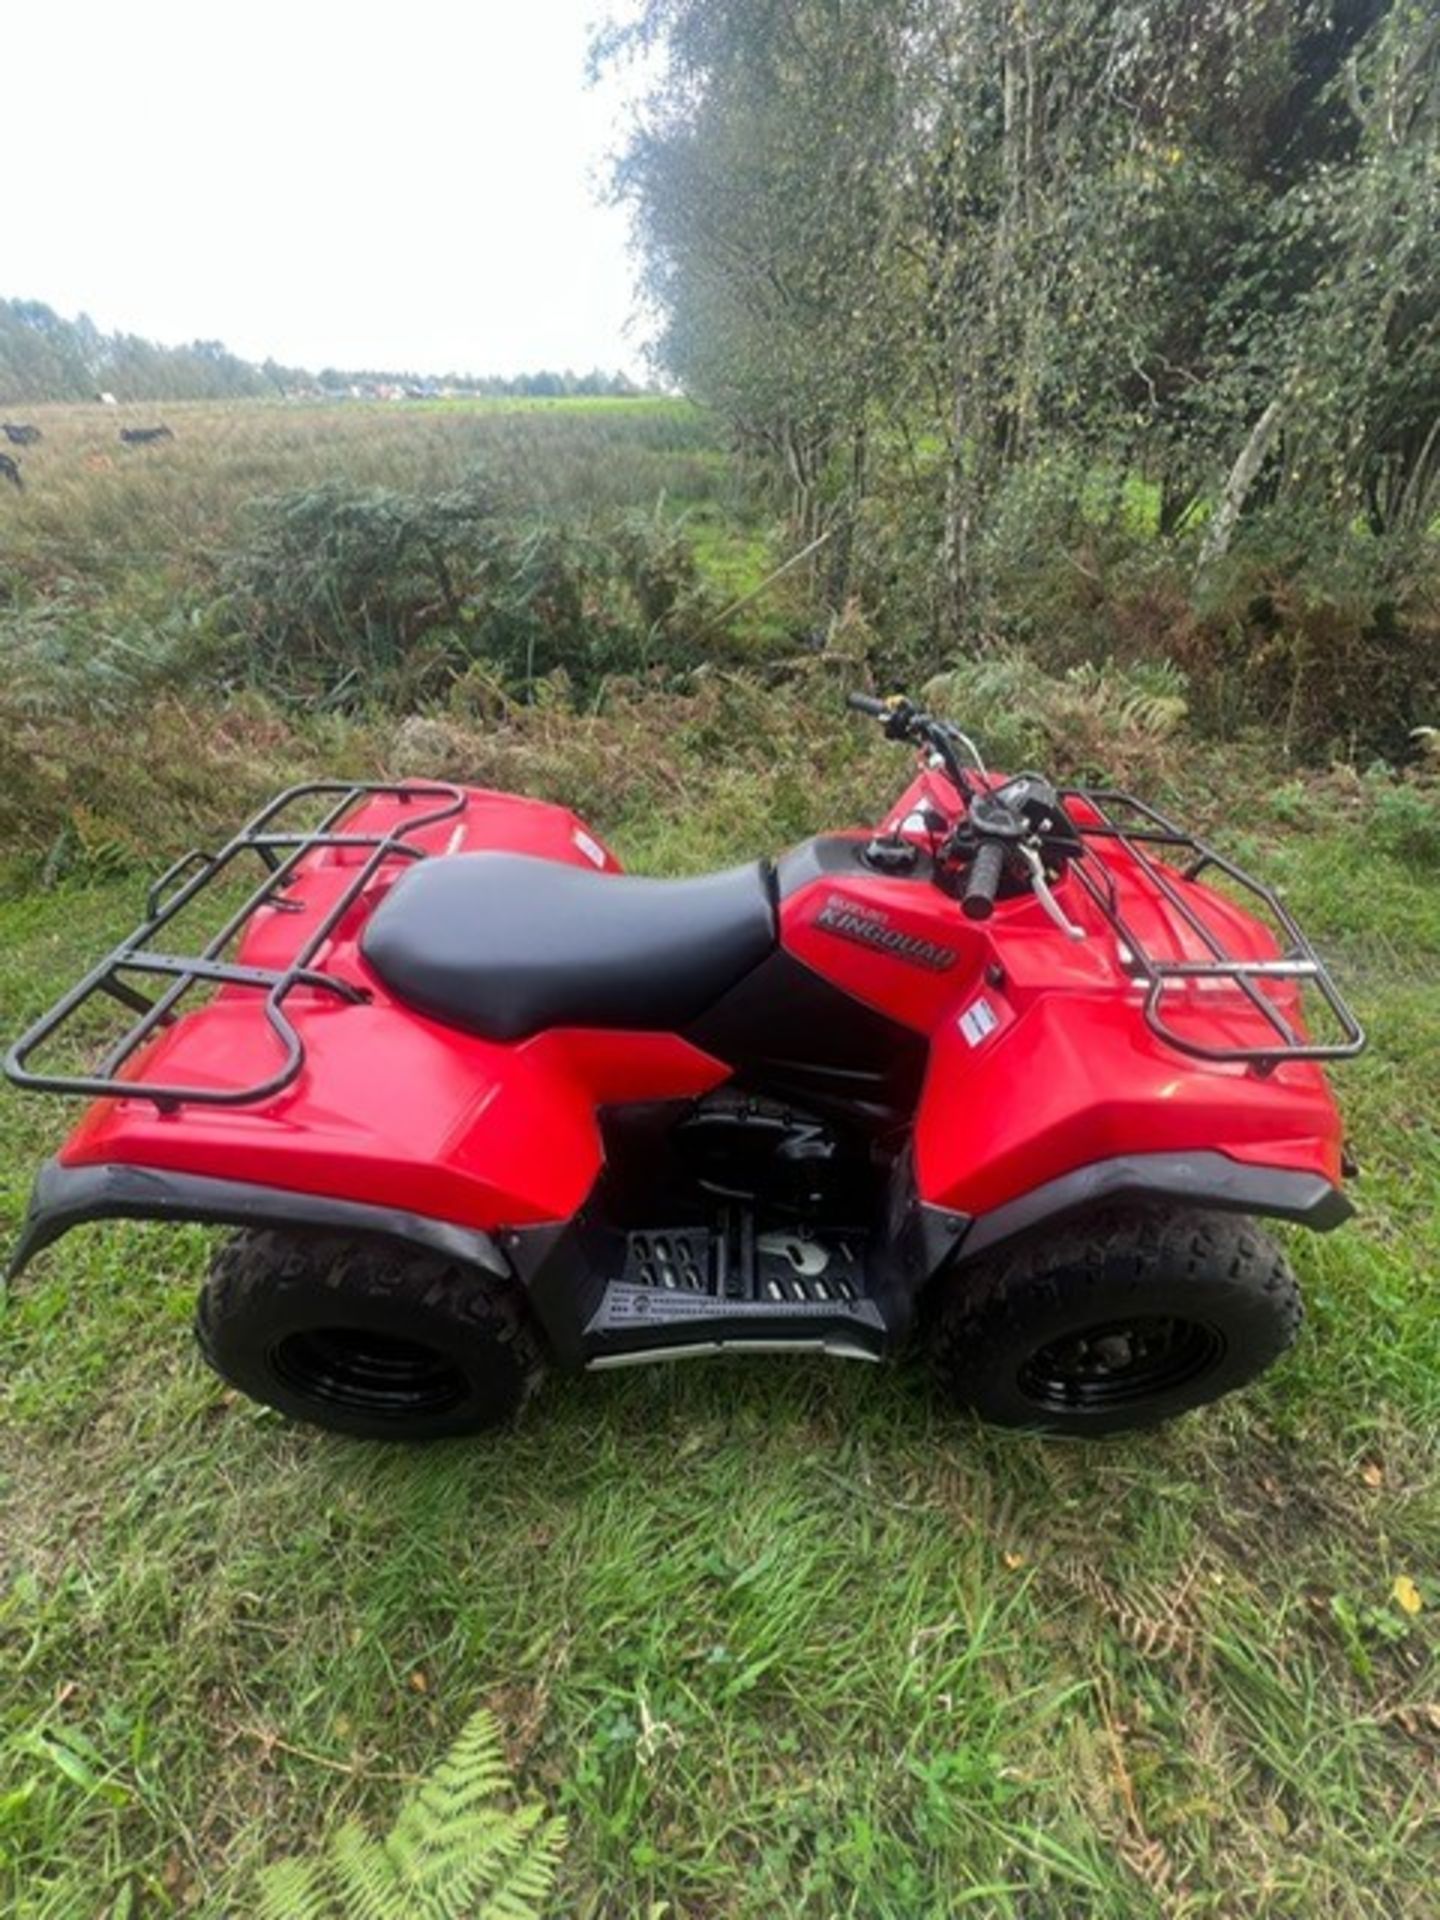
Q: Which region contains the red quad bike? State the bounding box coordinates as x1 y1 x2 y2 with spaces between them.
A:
4 693 1366 1439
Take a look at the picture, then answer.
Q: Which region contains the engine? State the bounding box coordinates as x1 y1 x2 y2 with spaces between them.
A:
674 1093 873 1216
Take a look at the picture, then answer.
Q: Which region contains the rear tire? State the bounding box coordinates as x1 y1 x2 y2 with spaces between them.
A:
928 1207 1301 1435
197 1231 544 1440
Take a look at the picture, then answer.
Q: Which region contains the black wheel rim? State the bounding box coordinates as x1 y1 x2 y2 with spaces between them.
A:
1017 1314 1225 1414
270 1326 470 1419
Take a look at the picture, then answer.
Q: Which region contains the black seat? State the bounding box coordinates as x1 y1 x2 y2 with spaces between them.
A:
361 852 776 1041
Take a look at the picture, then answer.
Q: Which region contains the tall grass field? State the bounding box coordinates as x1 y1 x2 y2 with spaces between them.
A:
1 397 1437 1917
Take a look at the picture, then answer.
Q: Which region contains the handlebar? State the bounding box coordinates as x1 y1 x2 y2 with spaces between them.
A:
846 690 981 794
846 692 1086 936
961 840 1006 921
845 692 893 720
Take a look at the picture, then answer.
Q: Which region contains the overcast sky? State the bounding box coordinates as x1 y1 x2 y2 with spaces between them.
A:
7 1 648 376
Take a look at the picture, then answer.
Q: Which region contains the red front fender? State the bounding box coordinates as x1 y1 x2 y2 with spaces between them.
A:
915 989 1346 1223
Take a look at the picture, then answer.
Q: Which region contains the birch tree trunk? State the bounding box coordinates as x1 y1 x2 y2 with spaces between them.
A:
1194 399 1285 586
943 378 976 636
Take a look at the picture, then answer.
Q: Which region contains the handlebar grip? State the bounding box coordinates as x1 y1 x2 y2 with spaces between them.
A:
962 839 1006 921
846 692 892 719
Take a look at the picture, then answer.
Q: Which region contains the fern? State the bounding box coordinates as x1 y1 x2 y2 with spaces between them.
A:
254 1711 564 1920
476 1828 568 1920
924 649 1189 783
256 1856 334 1920
327 1822 401 1920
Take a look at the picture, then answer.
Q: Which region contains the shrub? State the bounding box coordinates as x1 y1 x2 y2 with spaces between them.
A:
848 455 1440 764
1366 776 1440 869
218 483 720 706
1 593 227 719
0 693 308 883
921 650 1189 786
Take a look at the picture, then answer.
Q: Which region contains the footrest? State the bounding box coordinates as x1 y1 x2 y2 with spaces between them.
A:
617 1219 866 1303
753 1228 864 1304
586 1213 888 1361
621 1230 711 1293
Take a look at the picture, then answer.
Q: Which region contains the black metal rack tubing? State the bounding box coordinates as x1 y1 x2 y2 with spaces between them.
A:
1061 787 1365 1067
4 781 467 1110
1071 790 1301 1050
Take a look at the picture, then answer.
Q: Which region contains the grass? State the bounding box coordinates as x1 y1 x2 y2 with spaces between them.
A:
0 395 732 605
1 772 1437 1918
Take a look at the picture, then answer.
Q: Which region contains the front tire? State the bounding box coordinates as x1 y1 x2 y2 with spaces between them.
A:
197 1231 544 1440
928 1207 1302 1435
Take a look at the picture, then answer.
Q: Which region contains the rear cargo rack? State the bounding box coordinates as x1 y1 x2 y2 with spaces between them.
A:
4 781 466 1111
1061 787 1365 1069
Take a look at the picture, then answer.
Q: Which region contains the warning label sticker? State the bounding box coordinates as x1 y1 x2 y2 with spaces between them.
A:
959 996 999 1047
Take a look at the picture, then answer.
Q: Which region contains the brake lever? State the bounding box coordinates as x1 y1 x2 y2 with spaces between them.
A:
1018 842 1086 941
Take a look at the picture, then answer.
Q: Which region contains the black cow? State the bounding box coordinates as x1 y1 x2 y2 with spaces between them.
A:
120 425 175 446
0 452 22 490
2 422 41 446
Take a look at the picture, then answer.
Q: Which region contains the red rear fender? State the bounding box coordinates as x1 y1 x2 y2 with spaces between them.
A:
60 1012 728 1231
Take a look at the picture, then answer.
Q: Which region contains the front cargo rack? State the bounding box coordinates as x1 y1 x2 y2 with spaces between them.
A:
4 781 467 1112
1061 786 1365 1070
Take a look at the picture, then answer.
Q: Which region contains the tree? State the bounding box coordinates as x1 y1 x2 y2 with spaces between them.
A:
601 0 1439 630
